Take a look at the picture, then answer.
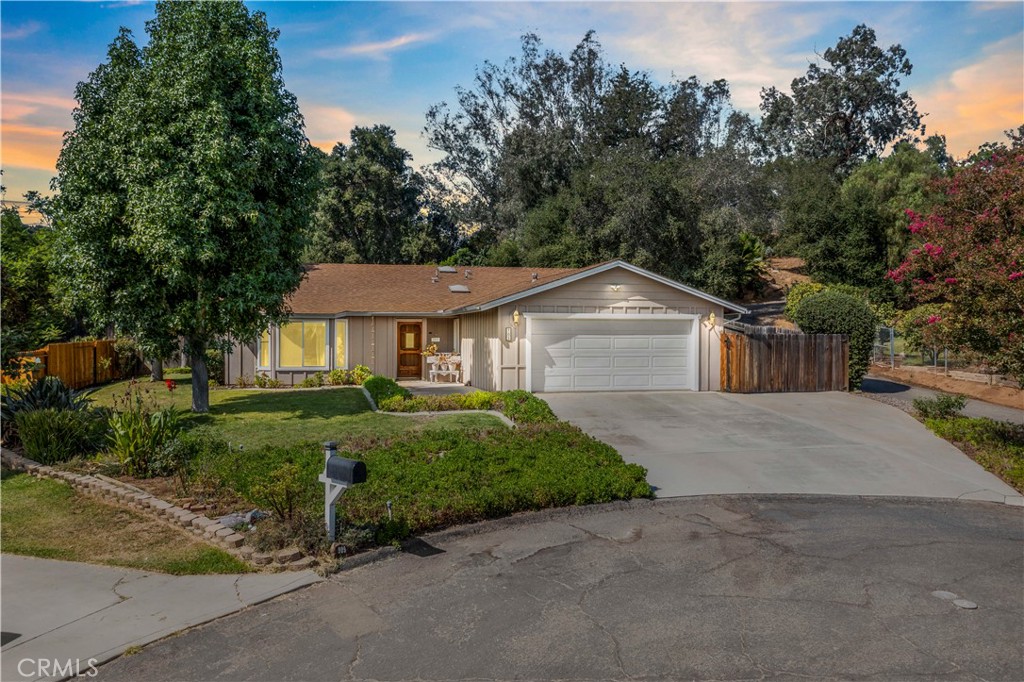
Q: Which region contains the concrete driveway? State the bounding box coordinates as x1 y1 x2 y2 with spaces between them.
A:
544 391 1023 505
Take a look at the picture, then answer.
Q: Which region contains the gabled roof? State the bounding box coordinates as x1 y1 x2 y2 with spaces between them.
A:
286 261 749 316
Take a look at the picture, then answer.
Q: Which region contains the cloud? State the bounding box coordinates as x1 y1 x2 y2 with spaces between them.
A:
316 32 435 60
1 20 44 40
1 91 76 173
300 102 360 151
915 33 1024 156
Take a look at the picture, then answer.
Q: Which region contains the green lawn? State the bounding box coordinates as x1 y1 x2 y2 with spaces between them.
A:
0 469 249 574
89 378 505 449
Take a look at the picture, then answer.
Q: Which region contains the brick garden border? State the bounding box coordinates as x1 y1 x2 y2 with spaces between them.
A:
0 448 316 572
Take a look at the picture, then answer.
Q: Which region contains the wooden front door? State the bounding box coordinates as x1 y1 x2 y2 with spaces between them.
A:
397 323 422 379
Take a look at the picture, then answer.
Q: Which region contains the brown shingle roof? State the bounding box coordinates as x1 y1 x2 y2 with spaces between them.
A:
286 264 587 315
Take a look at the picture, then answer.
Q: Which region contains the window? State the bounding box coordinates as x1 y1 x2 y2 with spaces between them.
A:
279 320 326 367
334 320 347 369
258 329 270 368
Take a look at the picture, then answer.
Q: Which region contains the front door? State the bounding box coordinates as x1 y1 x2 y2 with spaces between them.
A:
397 323 422 379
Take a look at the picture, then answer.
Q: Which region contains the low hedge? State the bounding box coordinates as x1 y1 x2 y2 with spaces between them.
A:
194 423 651 545
363 376 411 405
377 389 556 424
14 407 110 464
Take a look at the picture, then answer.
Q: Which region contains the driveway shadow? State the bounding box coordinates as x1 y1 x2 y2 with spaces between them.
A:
860 377 910 394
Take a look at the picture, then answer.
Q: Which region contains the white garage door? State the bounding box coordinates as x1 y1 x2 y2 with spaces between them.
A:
528 317 697 392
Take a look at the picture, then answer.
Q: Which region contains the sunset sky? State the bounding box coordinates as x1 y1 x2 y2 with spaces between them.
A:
2 1 1022 203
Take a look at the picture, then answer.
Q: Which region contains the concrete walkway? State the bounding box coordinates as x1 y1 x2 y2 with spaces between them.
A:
862 375 1023 424
0 555 320 682
544 391 1023 505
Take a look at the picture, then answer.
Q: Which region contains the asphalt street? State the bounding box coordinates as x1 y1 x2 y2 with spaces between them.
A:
98 496 1024 681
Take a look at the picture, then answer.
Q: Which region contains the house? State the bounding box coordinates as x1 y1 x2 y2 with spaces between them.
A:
225 260 749 392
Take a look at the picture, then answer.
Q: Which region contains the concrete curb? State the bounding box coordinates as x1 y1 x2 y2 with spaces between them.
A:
378 408 516 428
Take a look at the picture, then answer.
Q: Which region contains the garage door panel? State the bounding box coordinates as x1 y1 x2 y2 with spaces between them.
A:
612 375 653 388
575 337 612 350
530 317 696 392
613 356 651 368
613 337 651 350
653 337 688 350
574 356 612 369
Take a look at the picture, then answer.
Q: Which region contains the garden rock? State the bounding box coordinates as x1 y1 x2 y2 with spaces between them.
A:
217 513 247 528
275 547 303 564
223 533 245 548
252 552 274 566
288 556 317 571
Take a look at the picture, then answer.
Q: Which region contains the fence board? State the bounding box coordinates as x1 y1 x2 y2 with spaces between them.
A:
25 340 122 389
720 325 848 394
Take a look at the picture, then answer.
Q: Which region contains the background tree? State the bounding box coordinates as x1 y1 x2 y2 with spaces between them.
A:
759 24 923 174
54 1 319 412
0 207 67 364
306 125 435 264
888 140 1024 384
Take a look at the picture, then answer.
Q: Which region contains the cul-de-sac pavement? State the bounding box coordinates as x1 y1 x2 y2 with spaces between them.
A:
92 390 1023 682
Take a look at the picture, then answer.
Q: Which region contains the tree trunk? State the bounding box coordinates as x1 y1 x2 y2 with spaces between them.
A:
189 344 210 413
150 357 163 381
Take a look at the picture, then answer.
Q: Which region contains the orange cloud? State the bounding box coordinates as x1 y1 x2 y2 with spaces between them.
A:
300 102 360 152
915 34 1024 156
1 92 74 173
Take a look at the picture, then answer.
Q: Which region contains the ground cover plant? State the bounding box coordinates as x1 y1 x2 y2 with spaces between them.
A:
0 468 248 574
924 417 1024 493
193 422 651 550
378 389 556 424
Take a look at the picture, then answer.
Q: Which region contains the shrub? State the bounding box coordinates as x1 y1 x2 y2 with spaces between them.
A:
363 376 411 405
205 348 225 385
792 289 877 390
249 511 329 556
784 282 826 320
164 366 191 376
461 391 499 411
326 369 348 386
108 384 183 477
114 338 143 377
913 394 967 420
152 431 230 492
350 365 372 385
1 376 92 444
235 375 252 388
250 461 307 523
494 390 557 424
14 407 109 464
298 371 325 388
254 372 283 389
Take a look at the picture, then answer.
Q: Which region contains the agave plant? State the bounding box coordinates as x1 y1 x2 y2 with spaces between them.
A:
1 376 93 443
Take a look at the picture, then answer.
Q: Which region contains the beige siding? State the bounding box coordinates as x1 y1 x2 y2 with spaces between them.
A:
225 341 257 385
425 318 456 353
490 267 726 391
459 309 500 391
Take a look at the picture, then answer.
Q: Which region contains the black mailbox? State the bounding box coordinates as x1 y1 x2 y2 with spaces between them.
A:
325 456 367 485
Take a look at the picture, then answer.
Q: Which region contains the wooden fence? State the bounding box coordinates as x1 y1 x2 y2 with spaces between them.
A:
720 323 848 393
25 340 120 389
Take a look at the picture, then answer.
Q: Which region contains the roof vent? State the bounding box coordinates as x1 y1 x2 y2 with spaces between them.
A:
531 272 539 281
464 269 473 279
448 284 470 293
431 276 439 284
438 266 457 274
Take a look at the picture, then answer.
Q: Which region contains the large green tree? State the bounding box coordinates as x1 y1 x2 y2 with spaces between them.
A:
305 125 457 264
54 1 319 412
759 24 923 174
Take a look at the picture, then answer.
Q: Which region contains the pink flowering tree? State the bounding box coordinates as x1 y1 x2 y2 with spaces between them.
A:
888 146 1024 384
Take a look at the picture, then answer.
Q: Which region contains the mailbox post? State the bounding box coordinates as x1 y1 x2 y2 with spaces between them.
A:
318 442 367 541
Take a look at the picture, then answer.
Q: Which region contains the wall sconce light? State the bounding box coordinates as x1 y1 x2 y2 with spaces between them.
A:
610 284 621 292
505 326 514 342
705 312 716 327
512 308 521 327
